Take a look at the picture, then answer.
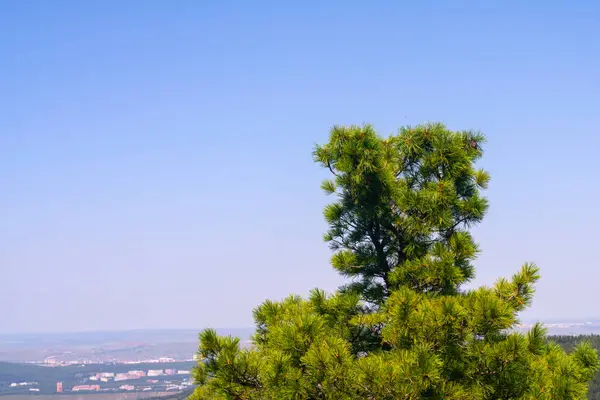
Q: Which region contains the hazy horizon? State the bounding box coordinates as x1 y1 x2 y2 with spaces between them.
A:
2 1 599 333
0 327 255 336
3 317 600 337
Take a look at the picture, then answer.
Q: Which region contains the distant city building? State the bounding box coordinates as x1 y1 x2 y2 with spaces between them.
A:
165 369 177 375
147 370 163 377
93 372 115 381
119 384 135 391
10 382 38 387
72 385 100 391
115 370 146 381
115 373 129 381
56 382 63 393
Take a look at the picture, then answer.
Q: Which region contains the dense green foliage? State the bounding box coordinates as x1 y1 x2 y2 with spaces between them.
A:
192 123 599 399
554 335 600 354
552 336 600 399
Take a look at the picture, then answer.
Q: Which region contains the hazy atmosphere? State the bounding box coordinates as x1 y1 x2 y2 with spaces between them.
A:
2 0 599 334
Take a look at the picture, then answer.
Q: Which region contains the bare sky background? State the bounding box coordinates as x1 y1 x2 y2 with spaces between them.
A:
1 0 599 333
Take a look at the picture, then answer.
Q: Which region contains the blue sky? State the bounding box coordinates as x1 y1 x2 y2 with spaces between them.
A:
1 1 599 333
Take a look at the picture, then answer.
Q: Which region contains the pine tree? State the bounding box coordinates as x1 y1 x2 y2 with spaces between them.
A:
313 123 487 304
191 123 599 399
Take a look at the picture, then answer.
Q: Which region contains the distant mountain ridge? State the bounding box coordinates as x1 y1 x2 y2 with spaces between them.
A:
517 319 600 335
0 328 254 363
3 324 599 363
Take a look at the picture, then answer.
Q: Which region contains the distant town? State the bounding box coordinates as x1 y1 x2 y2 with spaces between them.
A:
0 352 198 396
60 366 193 394
9 365 193 394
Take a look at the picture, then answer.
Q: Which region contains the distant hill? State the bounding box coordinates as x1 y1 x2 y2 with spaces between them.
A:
145 387 196 399
0 361 68 393
518 320 600 336
0 328 254 363
0 361 46 382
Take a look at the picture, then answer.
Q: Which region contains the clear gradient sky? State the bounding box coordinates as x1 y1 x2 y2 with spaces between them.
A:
1 1 599 334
